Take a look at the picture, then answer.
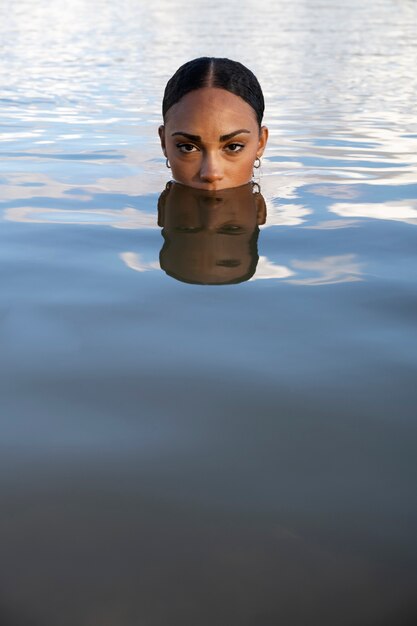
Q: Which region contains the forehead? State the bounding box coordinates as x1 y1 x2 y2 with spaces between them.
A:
164 87 258 133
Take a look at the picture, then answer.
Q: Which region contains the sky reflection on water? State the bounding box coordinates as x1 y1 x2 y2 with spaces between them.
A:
1 1 417 625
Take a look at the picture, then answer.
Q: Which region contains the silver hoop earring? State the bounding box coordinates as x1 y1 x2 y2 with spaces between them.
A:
166 158 171 169
254 157 261 169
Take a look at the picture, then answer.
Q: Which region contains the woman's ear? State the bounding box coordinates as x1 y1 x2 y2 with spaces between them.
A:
158 125 166 156
255 192 267 225
257 125 268 158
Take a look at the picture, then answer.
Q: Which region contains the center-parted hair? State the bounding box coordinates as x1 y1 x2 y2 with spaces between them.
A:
162 57 265 128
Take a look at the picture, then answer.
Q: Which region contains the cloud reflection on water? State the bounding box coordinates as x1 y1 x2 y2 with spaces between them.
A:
287 254 362 286
0 189 374 286
5 206 156 229
330 200 417 226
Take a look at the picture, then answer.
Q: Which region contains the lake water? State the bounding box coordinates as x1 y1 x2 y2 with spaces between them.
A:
1 1 417 624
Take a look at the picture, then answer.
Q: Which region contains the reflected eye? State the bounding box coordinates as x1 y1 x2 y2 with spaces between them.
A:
225 143 244 153
217 224 245 235
176 143 199 153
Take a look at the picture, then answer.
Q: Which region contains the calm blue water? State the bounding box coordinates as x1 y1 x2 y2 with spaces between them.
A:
1 1 417 624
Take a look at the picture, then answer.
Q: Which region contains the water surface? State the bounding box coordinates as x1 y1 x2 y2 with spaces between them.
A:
1 1 417 625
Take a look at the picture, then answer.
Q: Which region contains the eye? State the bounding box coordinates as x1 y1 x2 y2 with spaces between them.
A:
225 143 244 153
176 143 199 153
217 224 245 235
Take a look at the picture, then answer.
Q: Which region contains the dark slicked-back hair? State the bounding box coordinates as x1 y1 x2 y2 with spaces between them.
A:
162 57 265 128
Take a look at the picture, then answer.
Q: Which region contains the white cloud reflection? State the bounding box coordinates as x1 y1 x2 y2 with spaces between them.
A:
330 200 417 225
304 219 360 230
119 252 361 287
4 206 156 229
3 204 363 286
120 252 159 272
262 203 312 227
250 254 362 285
250 257 294 280
287 254 362 285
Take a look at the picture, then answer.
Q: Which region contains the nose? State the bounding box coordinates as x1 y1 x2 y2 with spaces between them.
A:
199 151 224 185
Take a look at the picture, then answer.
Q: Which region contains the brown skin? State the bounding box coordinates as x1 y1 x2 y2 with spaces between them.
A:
159 87 268 191
158 182 266 284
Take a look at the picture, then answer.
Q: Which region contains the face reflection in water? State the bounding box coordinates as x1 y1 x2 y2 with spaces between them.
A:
158 182 266 285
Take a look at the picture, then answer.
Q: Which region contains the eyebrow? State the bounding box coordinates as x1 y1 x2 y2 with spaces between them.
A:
171 129 251 142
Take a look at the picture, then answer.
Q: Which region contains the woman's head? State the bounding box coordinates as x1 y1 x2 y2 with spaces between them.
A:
159 57 268 190
162 57 265 127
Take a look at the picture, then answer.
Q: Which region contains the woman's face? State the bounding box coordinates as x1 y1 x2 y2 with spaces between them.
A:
159 87 268 191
